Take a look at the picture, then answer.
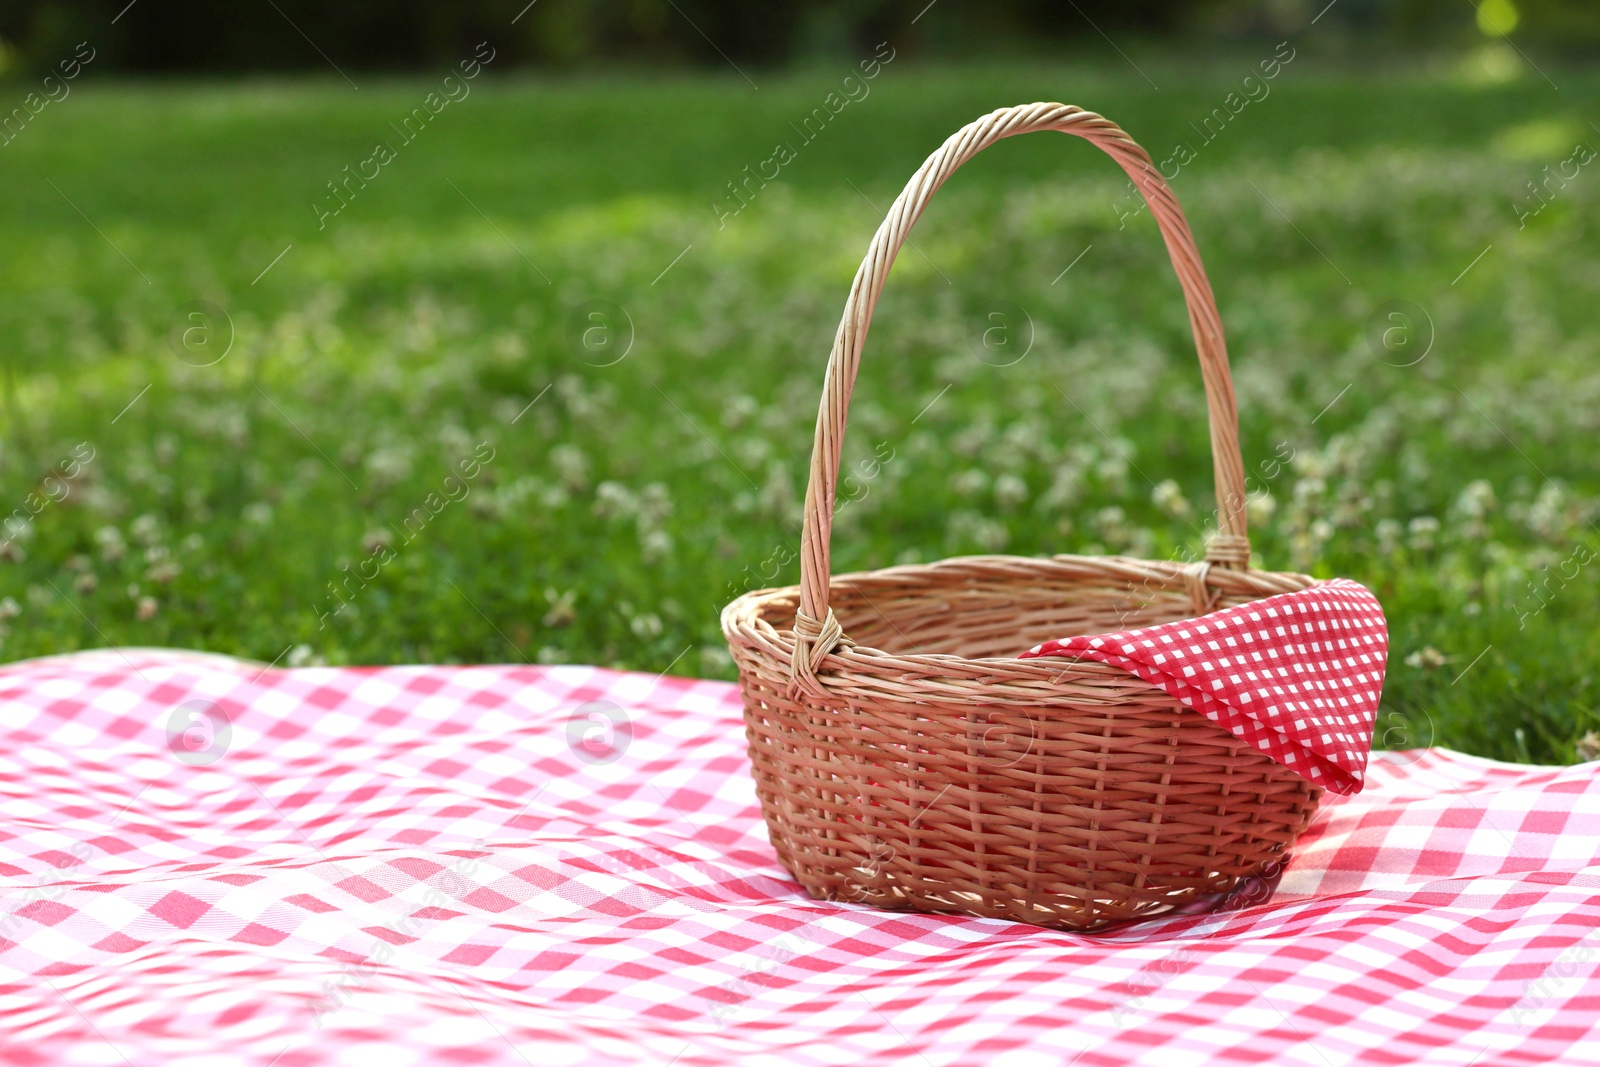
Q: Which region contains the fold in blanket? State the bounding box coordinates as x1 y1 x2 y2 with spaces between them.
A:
1020 577 1388 794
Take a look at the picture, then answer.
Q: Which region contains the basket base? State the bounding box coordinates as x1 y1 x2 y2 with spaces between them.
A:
805 853 1295 932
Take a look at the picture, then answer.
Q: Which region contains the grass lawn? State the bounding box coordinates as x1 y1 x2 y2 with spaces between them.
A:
0 49 1597 763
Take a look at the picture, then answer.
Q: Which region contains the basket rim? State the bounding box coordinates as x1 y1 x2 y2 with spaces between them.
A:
721 550 1318 680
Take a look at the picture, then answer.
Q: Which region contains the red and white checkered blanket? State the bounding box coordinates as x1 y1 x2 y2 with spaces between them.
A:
2 650 1597 1067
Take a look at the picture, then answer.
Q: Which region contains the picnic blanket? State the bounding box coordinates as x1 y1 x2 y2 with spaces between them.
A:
2 650 1598 1067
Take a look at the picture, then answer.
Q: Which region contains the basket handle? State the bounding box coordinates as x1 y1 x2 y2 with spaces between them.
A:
790 102 1251 692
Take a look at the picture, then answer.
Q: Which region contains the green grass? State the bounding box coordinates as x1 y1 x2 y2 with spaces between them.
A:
1 51 1597 763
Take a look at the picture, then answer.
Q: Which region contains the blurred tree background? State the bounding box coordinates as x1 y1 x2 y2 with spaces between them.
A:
0 0 1596 76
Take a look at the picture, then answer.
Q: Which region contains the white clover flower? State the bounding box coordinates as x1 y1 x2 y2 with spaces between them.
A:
1095 506 1128 541
542 588 576 629
629 613 664 639
94 525 126 561
1292 477 1326 506
641 529 673 563
80 484 124 516
286 644 326 668
485 477 540 519
994 473 1029 510
549 444 590 490
759 465 795 519
0 518 32 547
1408 516 1441 553
1401 447 1431 486
1001 417 1049 457
125 458 157 487
491 331 526 361
1038 464 1082 511
491 397 526 425
130 513 162 545
638 483 673 525
721 394 758 429
1095 455 1129 494
1405 646 1446 670
951 469 989 497
555 375 602 422
699 645 735 675
951 422 994 458
1326 434 1366 476
364 445 415 488
1453 479 1498 519
734 437 772 469
1527 483 1568 539
1330 484 1374 528
178 484 203 512
539 483 570 510
593 481 637 520
1375 518 1403 555
1449 478 1497 539
1292 449 1330 479
1151 479 1190 519
948 510 1009 552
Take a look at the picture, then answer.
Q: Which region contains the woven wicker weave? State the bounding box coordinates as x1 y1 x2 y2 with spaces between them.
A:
721 102 1323 931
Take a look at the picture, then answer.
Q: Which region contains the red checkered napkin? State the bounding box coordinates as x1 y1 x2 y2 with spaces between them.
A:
1020 577 1388 794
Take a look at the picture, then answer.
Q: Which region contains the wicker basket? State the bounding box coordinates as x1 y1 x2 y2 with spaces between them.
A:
721 102 1325 931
